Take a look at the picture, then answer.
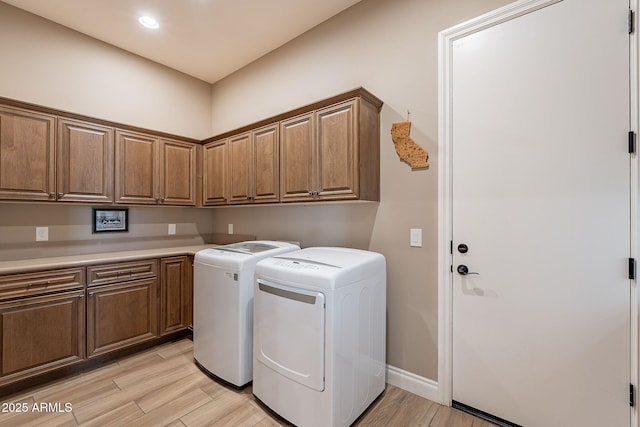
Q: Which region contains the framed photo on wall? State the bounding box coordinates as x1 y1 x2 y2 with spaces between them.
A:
92 208 129 233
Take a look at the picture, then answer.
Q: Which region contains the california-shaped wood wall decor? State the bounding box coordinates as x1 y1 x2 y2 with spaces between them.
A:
391 121 429 170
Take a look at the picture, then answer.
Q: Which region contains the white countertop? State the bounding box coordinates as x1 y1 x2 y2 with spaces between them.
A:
0 244 216 275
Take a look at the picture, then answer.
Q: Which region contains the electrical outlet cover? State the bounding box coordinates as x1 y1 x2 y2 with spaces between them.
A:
36 227 49 242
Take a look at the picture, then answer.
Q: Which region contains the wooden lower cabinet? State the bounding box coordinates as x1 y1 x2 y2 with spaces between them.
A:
0 290 85 385
0 255 195 390
160 256 190 335
87 278 158 358
187 256 194 329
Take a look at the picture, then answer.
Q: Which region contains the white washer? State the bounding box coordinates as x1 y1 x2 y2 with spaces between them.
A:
253 247 386 427
193 240 300 388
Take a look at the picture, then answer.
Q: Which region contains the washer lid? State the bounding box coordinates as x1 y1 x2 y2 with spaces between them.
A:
217 241 282 254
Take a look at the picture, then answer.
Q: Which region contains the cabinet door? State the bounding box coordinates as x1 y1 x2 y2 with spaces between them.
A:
203 139 228 206
315 100 358 200
57 118 114 203
0 106 56 201
280 113 315 202
87 278 158 358
115 130 158 204
187 256 194 329
160 257 189 336
253 124 279 203
0 290 85 385
159 139 196 206
228 132 252 204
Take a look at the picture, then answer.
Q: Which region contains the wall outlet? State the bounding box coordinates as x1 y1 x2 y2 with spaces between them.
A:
36 227 49 242
410 228 422 247
228 223 234 234
168 224 176 235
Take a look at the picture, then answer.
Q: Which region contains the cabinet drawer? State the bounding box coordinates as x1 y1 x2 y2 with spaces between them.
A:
87 259 157 287
0 268 84 301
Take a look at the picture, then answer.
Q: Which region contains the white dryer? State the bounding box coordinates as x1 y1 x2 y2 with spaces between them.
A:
253 247 386 427
193 240 300 388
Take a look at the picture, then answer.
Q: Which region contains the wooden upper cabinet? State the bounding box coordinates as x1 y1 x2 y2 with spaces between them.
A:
280 95 381 203
203 139 228 206
316 100 358 200
228 132 252 204
0 106 55 201
159 139 196 206
203 124 279 206
115 130 197 206
253 123 279 203
57 118 114 203
280 113 315 202
115 130 158 205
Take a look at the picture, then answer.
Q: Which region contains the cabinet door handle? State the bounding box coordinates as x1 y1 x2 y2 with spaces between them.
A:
48 193 55 198
58 193 64 198
88 292 94 297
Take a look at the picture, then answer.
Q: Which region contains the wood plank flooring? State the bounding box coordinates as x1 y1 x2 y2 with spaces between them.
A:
0 339 491 426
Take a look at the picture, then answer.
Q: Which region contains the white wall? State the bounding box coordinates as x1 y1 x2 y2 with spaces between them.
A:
209 0 513 381
0 2 215 260
0 1 211 139
0 0 515 384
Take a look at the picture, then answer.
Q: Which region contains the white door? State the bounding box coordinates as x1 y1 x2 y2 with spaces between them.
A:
451 1 631 426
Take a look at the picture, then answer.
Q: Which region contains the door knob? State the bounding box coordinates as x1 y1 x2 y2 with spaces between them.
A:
457 265 479 275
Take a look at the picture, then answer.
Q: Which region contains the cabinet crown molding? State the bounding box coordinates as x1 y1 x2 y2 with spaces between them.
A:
203 87 383 144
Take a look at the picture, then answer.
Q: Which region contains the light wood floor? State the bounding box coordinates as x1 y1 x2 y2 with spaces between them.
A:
0 339 492 426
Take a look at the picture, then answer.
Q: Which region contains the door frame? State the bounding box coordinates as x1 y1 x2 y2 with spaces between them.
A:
436 1 639 425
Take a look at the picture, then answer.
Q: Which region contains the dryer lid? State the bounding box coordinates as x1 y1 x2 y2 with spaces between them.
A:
274 247 382 269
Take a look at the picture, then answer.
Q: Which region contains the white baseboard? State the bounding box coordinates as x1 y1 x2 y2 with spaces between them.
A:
386 364 441 404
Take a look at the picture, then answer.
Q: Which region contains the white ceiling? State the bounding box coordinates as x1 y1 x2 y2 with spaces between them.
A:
2 0 362 84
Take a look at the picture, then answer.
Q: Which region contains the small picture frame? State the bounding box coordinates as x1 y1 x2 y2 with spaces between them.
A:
92 208 129 233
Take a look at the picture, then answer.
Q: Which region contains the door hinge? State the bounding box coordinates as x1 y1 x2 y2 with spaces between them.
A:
629 10 634 34
450 240 453 254
629 258 636 280
631 383 635 407
629 131 636 154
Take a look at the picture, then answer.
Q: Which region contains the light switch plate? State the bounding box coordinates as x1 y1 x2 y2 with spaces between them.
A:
168 224 176 235
410 228 422 247
36 227 49 242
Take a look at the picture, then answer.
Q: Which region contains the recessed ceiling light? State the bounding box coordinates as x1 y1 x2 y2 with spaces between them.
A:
138 16 159 29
